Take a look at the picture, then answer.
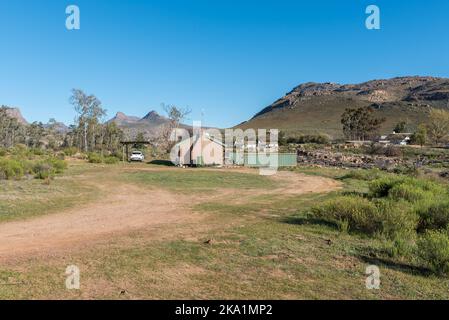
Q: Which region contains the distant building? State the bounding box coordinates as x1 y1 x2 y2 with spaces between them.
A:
388 132 412 146
175 131 225 166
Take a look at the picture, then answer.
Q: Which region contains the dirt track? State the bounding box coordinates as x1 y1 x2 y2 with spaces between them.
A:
0 168 340 260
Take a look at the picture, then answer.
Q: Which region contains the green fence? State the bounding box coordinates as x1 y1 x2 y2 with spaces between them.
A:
228 153 297 167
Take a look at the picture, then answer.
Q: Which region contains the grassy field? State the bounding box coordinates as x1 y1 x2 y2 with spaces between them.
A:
1 162 449 299
0 162 99 223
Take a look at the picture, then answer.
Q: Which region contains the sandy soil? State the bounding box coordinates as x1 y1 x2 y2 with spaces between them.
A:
0 167 340 261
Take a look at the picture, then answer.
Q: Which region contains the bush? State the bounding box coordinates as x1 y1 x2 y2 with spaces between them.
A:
369 176 405 198
384 146 402 157
9 144 27 157
33 161 53 179
417 230 449 275
48 157 67 173
369 176 445 200
103 156 119 164
88 153 103 164
0 159 24 180
311 196 381 235
63 147 78 157
0 148 6 157
388 183 432 203
417 200 449 232
311 196 418 239
373 199 418 238
30 148 46 156
33 158 67 179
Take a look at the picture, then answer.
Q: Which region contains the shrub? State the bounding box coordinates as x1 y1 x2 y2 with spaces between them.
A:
48 158 67 173
33 158 67 179
311 196 382 235
311 196 418 238
30 148 46 156
388 183 432 203
417 230 449 275
103 156 119 164
88 153 103 164
33 161 54 179
9 144 28 156
0 148 6 157
0 159 24 180
417 200 449 232
373 199 418 238
369 176 405 198
384 146 402 157
63 147 78 157
369 176 446 200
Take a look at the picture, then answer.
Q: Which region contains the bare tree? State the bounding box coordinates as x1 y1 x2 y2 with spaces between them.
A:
157 104 191 154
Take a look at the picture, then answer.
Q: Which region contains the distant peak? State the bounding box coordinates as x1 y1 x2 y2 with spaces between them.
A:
1 106 28 124
142 110 161 120
115 112 129 119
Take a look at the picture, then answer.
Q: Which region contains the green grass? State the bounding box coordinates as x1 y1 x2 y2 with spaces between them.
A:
0 163 99 223
123 169 279 193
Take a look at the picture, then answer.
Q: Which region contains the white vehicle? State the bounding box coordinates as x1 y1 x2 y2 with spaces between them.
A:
129 151 145 162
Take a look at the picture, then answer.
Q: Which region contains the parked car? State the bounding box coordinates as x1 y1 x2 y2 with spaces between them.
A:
129 151 145 162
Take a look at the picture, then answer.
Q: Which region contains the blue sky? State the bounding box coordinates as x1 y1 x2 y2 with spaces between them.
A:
0 0 448 128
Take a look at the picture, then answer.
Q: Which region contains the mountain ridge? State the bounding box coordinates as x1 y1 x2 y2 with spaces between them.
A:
239 76 449 138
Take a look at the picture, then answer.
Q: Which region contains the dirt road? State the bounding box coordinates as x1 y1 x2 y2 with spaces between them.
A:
0 168 340 260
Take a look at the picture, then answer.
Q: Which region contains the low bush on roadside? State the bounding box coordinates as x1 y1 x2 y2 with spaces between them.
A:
0 156 67 180
312 196 380 234
104 156 119 164
0 159 24 180
33 157 67 179
63 147 78 157
88 152 120 164
309 173 449 275
88 152 103 163
417 230 449 275
312 196 417 238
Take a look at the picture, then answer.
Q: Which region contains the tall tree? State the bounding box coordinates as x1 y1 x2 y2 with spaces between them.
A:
412 124 427 148
341 107 385 140
427 108 449 145
70 89 106 152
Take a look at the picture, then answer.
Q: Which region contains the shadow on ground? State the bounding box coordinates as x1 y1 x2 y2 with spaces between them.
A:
148 160 175 166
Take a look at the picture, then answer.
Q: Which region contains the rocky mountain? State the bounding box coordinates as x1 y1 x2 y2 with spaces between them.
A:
2 106 28 125
107 112 141 126
238 76 449 138
43 121 70 134
107 110 176 139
